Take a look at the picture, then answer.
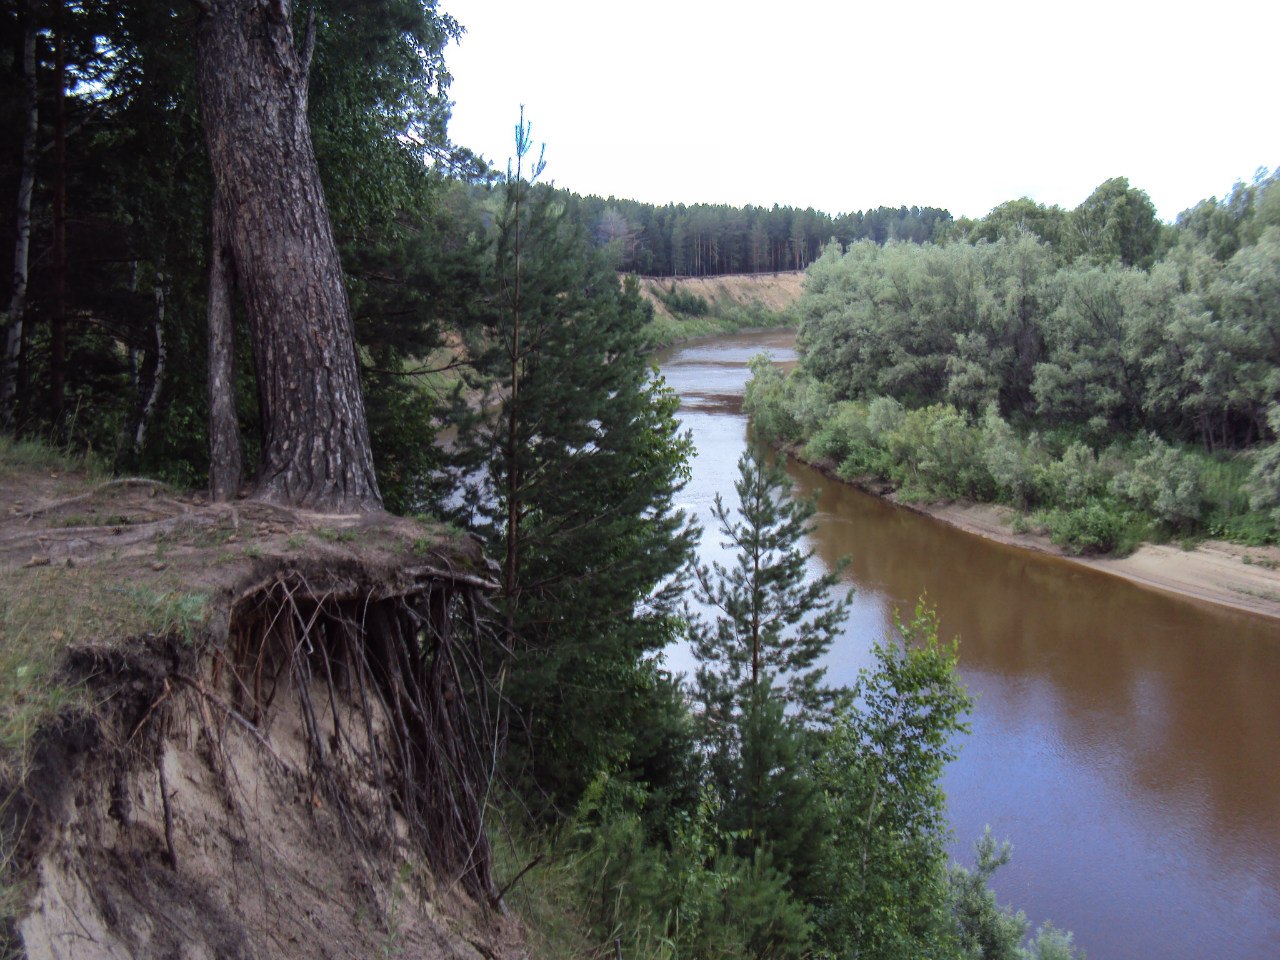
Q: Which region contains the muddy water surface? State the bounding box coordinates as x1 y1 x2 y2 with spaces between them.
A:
657 330 1280 960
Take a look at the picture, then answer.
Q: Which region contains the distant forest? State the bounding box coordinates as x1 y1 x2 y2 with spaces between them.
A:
563 194 952 276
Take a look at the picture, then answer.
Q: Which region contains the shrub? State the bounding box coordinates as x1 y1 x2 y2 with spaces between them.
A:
1247 405 1280 531
882 404 993 500
804 401 870 466
659 285 710 316
865 395 906 439
1036 441 1110 508
1110 436 1204 531
1041 502 1135 555
744 356 802 443
982 405 1039 508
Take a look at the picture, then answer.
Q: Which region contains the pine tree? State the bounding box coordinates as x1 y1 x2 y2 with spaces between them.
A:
689 447 850 728
687 445 851 897
454 114 696 807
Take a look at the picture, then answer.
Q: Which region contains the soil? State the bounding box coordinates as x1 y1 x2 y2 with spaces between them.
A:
637 271 806 321
0 463 522 960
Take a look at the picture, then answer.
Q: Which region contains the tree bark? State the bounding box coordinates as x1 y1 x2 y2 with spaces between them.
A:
206 193 242 500
133 271 168 453
0 0 37 429
50 24 67 426
194 0 381 511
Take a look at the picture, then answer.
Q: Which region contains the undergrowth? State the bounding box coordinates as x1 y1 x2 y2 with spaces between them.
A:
643 302 797 349
0 434 106 485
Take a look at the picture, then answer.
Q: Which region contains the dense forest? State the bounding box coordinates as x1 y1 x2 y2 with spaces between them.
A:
747 173 1280 554
6 2 1270 959
565 194 951 276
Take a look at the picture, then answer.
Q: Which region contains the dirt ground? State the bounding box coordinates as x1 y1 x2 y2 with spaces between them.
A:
637 271 806 320
1 462 519 960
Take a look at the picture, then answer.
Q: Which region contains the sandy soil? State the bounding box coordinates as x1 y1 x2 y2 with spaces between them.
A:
1 462 518 960
638 271 807 320
915 500 1280 621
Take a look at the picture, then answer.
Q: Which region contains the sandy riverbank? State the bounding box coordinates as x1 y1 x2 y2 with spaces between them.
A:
800 455 1280 622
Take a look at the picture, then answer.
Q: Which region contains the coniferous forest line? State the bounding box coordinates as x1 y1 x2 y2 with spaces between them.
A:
0 3 1273 959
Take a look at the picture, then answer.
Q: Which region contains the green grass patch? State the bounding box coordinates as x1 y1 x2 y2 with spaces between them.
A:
315 526 358 544
0 434 103 480
490 825 594 960
642 303 796 349
0 566 209 779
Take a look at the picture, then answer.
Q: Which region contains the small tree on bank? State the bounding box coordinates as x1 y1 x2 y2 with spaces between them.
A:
688 447 850 727
687 446 851 897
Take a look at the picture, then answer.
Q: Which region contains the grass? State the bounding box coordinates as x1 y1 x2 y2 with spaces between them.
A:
315 526 358 544
489 824 593 960
642 303 797 349
0 433 105 483
0 565 209 780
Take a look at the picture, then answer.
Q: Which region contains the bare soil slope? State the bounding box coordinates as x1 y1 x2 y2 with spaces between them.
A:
1 462 522 960
637 271 806 321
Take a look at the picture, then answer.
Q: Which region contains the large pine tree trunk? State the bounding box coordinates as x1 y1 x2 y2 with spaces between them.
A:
194 0 381 511
0 0 37 429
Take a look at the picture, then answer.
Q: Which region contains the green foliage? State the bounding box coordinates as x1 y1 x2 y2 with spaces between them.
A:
1247 406 1280 529
686 447 850 901
742 356 803 443
816 602 973 959
945 829 1083 959
659 285 711 316
687 448 850 725
772 191 1280 550
1109 436 1204 531
981 405 1041 509
1039 503 1139 556
804 400 873 468
879 404 993 502
1065 176 1162 268
742 356 835 447
1036 442 1110 509
451 121 695 809
949 830 1026 960
567 775 813 960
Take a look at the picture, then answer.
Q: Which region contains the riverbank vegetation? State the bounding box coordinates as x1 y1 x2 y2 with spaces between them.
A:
637 273 804 347
7 2 1266 956
747 175 1280 554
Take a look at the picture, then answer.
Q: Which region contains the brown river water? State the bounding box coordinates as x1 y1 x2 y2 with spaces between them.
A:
655 330 1280 960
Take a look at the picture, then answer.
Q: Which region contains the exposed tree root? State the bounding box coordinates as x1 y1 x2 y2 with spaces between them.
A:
218 565 504 906
2 552 512 957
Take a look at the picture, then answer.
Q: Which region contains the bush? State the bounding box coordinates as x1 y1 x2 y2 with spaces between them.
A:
1041 502 1137 555
1110 436 1203 531
982 405 1041 508
1247 405 1280 532
659 285 710 316
1036 441 1110 508
569 775 812 960
865 395 906 439
881 403 994 501
744 356 802 443
804 400 870 465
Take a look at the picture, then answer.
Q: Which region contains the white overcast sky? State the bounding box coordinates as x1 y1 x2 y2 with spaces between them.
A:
439 0 1277 222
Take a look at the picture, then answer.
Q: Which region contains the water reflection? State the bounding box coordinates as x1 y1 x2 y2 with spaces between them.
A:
657 330 1280 960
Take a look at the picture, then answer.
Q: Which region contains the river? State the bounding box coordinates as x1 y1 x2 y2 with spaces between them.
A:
655 329 1280 960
